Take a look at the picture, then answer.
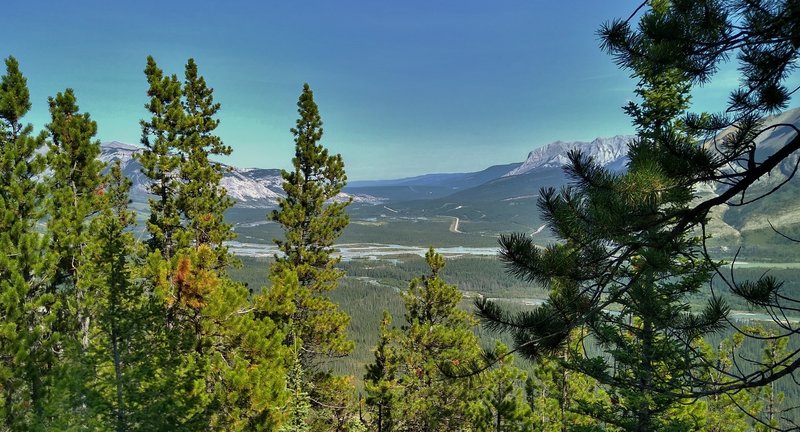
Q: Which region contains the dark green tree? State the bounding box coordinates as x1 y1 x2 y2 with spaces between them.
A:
43 87 106 428
467 342 532 432
269 83 353 366
178 58 235 264
477 1 800 430
46 88 104 296
137 57 290 430
78 161 145 431
266 83 353 429
365 249 483 432
137 56 207 429
139 55 184 258
364 312 399 432
524 329 612 432
0 56 51 430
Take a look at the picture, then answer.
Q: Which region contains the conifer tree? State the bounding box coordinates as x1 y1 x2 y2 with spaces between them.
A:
137 56 207 429
468 342 532 432
78 161 144 431
280 357 312 432
179 58 235 264
364 312 399 432
43 87 106 427
365 249 483 432
137 57 290 430
0 56 52 430
139 55 184 258
269 83 353 367
46 87 104 304
477 1 800 430
266 83 354 430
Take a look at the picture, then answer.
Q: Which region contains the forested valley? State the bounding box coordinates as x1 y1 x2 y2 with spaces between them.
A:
2 1 800 431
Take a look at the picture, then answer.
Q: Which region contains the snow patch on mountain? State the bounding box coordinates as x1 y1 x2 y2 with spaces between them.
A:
505 135 634 176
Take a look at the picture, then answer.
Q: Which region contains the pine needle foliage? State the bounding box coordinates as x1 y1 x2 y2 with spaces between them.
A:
478 1 800 430
269 83 353 366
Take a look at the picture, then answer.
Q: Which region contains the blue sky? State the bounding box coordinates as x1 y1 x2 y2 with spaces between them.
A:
5 1 792 179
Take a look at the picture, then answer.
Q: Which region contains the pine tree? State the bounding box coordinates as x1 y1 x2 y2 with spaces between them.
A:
477 1 800 430
178 58 235 263
137 57 290 430
46 87 104 308
266 83 354 429
467 342 532 432
139 55 184 258
78 161 145 431
280 356 312 432
524 330 611 432
43 87 106 428
364 312 399 432
0 56 52 430
137 56 208 429
269 83 353 366
365 249 483 432
744 326 789 431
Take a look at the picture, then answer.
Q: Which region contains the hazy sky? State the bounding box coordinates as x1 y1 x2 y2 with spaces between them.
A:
5 1 795 179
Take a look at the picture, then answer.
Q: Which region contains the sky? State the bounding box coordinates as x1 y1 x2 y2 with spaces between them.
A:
5 1 795 180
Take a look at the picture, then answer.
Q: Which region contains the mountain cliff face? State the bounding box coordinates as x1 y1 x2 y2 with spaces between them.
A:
504 135 633 177
99 141 384 208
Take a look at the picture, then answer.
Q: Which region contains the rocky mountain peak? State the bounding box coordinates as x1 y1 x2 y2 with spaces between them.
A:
504 135 634 176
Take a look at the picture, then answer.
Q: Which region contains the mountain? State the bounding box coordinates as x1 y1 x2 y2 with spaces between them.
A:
504 135 633 176
102 133 633 209
702 107 800 257
345 162 522 201
101 106 800 259
342 108 800 259
99 141 385 208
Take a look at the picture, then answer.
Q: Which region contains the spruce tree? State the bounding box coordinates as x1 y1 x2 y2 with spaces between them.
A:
0 56 51 430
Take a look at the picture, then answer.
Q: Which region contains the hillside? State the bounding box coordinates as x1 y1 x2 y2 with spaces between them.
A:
105 108 800 259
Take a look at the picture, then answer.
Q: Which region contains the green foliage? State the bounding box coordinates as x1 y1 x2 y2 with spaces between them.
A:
280 356 312 432
364 249 485 432
77 162 150 431
269 83 353 365
43 85 107 428
480 2 800 430
178 58 235 264
136 57 290 430
525 331 613 432
0 56 51 430
467 342 532 432
264 83 355 430
364 312 398 432
139 55 184 257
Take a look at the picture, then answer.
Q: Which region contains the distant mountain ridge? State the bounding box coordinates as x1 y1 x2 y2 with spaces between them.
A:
353 135 633 189
101 133 634 208
98 141 385 208
505 135 633 176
